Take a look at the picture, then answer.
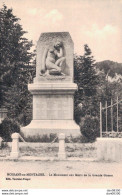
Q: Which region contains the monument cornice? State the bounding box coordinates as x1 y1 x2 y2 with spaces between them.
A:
28 83 78 95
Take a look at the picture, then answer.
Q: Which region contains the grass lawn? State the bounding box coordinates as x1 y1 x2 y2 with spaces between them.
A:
0 143 97 158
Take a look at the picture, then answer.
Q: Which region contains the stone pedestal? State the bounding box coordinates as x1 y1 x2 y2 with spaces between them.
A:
96 138 122 162
21 32 80 138
21 83 80 137
10 133 20 158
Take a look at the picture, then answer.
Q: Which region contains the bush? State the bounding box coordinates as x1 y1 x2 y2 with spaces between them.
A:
80 116 99 142
22 133 58 143
0 118 20 141
65 135 89 143
74 104 85 124
21 133 89 143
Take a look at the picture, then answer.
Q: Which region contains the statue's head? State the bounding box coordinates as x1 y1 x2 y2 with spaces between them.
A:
54 41 63 49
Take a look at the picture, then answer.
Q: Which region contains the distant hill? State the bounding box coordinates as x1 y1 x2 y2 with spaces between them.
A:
95 60 122 77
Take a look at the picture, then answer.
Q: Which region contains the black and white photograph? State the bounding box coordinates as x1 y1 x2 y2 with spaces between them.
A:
0 0 122 190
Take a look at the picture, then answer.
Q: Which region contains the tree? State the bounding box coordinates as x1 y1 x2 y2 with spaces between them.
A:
0 5 33 65
96 69 122 133
74 45 101 141
0 4 36 125
75 45 99 96
74 45 99 121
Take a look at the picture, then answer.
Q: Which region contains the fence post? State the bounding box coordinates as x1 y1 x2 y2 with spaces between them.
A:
100 102 102 137
58 133 66 160
117 96 119 132
10 133 20 158
0 137 2 148
111 99 113 131
105 101 107 132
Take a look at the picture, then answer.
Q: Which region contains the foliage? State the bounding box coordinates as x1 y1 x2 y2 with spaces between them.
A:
0 4 36 125
22 134 58 143
95 60 122 77
0 4 34 65
65 135 89 143
81 116 99 142
96 66 122 133
74 44 99 95
74 45 122 141
74 44 100 124
0 118 20 141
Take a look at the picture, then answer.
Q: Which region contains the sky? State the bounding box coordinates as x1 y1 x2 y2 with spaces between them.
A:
0 0 122 62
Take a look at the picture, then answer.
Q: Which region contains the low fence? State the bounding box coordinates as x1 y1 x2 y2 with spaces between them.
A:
96 97 122 161
9 133 66 160
1 132 122 162
100 96 122 137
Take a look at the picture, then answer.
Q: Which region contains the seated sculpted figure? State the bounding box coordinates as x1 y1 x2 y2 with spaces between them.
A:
40 41 66 76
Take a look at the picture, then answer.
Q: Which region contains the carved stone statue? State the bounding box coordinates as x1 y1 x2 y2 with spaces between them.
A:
21 32 80 139
40 41 66 76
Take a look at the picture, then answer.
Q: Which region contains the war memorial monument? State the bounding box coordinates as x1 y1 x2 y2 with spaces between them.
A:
21 32 80 138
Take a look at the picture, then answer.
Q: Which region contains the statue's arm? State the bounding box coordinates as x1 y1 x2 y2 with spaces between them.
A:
58 47 64 58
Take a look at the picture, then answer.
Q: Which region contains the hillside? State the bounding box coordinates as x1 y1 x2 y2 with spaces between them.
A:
95 60 122 77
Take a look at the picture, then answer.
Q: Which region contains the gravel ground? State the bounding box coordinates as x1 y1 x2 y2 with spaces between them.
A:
0 143 121 188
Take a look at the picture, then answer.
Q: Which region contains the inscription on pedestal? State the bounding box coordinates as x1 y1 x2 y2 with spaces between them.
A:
33 95 73 120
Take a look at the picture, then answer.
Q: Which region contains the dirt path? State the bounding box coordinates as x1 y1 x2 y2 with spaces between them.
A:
0 160 122 188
